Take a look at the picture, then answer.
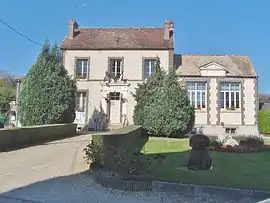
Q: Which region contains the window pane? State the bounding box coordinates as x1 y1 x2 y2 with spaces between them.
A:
197 92 201 108
231 92 235 108
110 61 116 75
191 91 195 106
202 92 206 108
186 82 195 90
76 92 86 112
197 82 206 90
231 83 240 91
220 92 224 108
236 92 240 108
116 60 121 74
221 83 230 91
225 92 229 108
117 66 121 74
187 92 191 104
151 60 157 73
144 60 150 78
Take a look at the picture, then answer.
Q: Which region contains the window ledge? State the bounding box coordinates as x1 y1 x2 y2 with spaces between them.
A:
76 78 89 81
195 110 207 113
222 126 239 128
220 109 241 113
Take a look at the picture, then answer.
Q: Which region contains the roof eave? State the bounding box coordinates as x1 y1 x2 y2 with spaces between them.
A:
176 75 258 78
60 47 174 51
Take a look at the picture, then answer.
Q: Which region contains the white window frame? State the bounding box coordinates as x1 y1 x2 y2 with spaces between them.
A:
143 59 157 79
110 59 122 77
220 82 241 111
76 92 87 112
186 81 207 110
76 59 89 80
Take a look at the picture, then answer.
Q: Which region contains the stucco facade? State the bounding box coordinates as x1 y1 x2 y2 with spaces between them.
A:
63 49 172 130
61 19 259 136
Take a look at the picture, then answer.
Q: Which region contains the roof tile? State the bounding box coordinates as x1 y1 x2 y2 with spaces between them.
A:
61 28 173 50
175 55 256 77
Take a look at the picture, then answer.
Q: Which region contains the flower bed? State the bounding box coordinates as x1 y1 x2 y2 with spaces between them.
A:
209 135 270 153
209 144 270 153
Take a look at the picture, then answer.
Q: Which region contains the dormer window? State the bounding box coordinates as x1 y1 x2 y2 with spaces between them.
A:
199 62 227 77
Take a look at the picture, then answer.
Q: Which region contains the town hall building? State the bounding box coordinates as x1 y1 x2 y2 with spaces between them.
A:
61 19 259 136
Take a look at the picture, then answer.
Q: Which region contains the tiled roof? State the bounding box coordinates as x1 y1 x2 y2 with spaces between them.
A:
61 28 173 50
175 55 257 77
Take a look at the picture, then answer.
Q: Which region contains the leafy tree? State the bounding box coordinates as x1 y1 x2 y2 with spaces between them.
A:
19 41 76 126
0 70 16 110
133 59 195 137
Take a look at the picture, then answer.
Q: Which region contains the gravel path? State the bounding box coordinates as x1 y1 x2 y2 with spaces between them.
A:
1 172 261 203
0 134 268 203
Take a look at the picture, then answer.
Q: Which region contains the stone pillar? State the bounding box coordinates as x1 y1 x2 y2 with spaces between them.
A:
15 79 22 127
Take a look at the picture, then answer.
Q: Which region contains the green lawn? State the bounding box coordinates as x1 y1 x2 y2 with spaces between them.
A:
142 137 270 192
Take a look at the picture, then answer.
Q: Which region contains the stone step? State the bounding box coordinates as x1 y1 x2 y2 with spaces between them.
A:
108 123 123 130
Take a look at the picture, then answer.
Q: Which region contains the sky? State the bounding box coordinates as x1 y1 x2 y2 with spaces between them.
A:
0 0 270 93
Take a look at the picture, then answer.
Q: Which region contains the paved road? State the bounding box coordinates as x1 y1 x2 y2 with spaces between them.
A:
0 134 267 203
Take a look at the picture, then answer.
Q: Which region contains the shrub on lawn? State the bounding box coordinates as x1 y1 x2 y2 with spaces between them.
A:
84 126 153 177
239 136 264 147
132 58 195 138
19 42 76 126
259 110 270 134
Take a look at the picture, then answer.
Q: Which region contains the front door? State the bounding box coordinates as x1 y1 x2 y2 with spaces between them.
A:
109 92 121 123
75 92 87 126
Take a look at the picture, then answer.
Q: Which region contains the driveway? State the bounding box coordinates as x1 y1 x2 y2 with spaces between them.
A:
0 134 267 203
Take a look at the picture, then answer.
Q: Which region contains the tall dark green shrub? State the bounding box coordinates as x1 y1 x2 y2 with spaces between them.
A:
19 42 76 126
259 110 270 134
133 59 195 137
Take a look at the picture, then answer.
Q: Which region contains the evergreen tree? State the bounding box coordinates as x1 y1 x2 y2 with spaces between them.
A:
133 59 195 137
19 42 76 126
133 58 166 125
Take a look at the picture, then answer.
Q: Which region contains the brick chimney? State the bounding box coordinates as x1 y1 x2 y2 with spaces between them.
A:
68 19 78 39
164 19 174 40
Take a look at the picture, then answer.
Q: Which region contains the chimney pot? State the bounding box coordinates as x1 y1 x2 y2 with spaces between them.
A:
164 19 174 40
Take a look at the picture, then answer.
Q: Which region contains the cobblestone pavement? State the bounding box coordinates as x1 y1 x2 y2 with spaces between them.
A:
0 134 267 203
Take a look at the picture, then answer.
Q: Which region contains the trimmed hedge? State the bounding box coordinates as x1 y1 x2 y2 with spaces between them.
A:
91 125 150 175
259 110 270 134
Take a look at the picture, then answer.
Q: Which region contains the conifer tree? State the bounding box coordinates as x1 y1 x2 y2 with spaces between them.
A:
19 42 76 126
133 59 194 137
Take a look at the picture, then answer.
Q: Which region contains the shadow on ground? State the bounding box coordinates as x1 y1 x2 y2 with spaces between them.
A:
1 170 269 203
0 133 82 153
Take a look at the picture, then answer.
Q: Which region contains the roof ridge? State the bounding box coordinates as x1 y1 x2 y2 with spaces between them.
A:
181 54 249 57
79 27 163 30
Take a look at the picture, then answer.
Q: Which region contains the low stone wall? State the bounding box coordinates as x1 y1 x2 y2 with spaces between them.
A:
90 170 152 192
0 123 77 151
152 181 270 202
